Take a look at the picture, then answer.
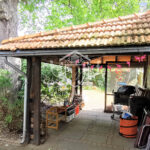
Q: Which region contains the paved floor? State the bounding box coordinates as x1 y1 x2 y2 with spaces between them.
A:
0 110 138 150
0 90 138 150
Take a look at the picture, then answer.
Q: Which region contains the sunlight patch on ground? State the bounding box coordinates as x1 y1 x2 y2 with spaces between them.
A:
82 90 104 111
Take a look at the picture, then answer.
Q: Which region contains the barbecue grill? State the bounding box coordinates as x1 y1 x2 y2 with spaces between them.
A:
111 85 136 119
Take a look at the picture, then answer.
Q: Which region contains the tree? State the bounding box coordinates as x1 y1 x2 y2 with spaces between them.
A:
18 0 141 33
0 0 21 101
0 0 18 42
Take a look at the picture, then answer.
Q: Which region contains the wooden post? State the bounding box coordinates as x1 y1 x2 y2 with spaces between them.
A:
25 57 32 144
30 57 41 145
75 67 78 94
143 56 148 88
80 66 83 97
69 66 76 102
143 63 148 88
147 55 150 88
104 64 108 112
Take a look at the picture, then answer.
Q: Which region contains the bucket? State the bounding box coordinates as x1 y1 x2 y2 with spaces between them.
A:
119 116 138 138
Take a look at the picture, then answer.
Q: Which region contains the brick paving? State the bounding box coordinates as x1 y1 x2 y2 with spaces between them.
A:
0 90 139 150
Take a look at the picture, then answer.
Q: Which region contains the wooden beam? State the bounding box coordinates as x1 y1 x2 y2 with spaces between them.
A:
146 55 150 88
103 56 116 64
1 46 150 57
75 67 78 94
143 55 148 88
25 57 32 144
101 56 103 64
143 62 148 88
90 57 102 64
69 66 76 102
115 56 118 62
105 62 145 68
80 66 83 97
41 56 60 64
31 57 41 145
117 56 131 62
104 64 108 112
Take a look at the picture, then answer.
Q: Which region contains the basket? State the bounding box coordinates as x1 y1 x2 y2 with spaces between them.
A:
119 116 138 138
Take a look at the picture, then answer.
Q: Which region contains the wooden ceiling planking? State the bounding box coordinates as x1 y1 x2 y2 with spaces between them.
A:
117 55 131 62
90 57 102 64
103 56 116 63
89 55 147 64
41 55 147 66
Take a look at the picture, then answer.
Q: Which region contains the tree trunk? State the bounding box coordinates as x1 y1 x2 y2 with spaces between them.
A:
0 0 21 101
0 0 18 41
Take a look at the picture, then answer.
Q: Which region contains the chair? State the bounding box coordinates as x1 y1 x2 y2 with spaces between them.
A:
134 108 150 148
46 107 66 130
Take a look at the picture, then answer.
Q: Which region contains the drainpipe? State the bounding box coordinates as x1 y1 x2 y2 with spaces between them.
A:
4 57 28 144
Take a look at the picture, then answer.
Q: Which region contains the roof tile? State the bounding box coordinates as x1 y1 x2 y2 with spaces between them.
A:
0 10 150 51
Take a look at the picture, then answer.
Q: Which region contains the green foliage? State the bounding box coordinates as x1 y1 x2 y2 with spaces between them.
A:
20 0 45 12
0 97 23 131
93 73 105 90
0 69 12 89
18 59 72 105
41 63 72 104
5 114 12 124
15 59 27 102
21 59 27 74
18 0 140 33
0 69 23 131
0 69 12 98
83 68 105 90
83 86 94 90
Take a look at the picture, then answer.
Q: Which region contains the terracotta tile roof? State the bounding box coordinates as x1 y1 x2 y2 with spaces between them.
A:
0 10 150 51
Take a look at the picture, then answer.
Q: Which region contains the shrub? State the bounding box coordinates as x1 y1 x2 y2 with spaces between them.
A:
0 97 23 131
0 69 23 131
83 68 105 91
0 69 12 98
41 63 72 104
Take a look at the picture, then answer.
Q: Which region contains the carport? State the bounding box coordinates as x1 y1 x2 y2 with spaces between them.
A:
0 10 150 146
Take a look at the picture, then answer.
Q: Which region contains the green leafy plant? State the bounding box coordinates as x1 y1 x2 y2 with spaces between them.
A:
0 69 23 131
41 63 72 104
0 69 12 98
0 97 23 131
83 68 105 91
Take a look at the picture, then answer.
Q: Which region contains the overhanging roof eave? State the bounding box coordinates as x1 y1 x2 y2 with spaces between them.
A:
0 46 150 57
